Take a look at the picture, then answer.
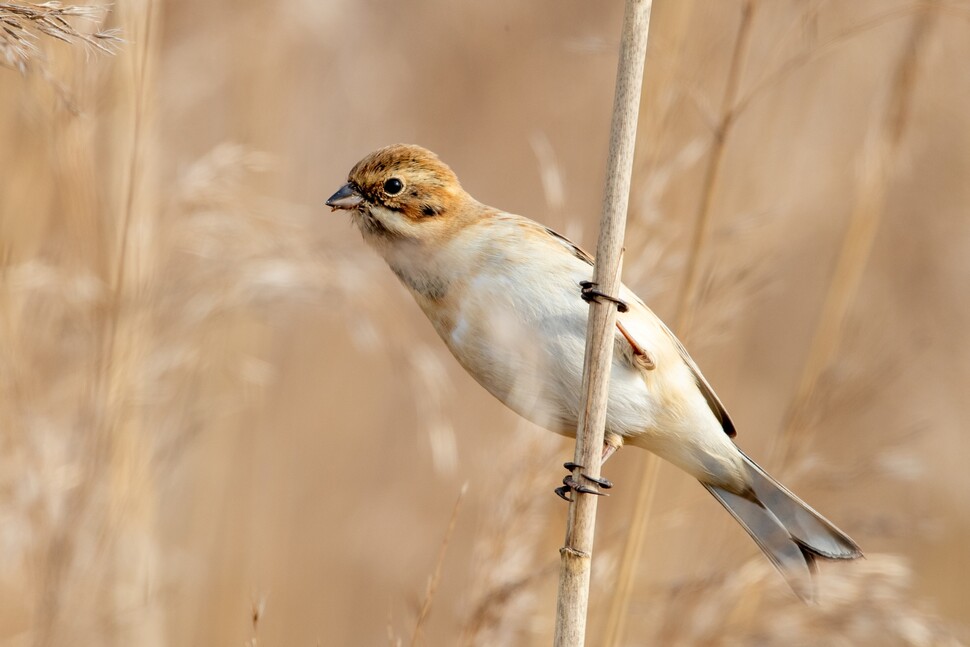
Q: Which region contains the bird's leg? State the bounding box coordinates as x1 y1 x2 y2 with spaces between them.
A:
580 280 629 313
601 441 618 464
555 441 621 502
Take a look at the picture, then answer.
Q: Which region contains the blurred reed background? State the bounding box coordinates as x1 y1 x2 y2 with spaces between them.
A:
0 0 968 645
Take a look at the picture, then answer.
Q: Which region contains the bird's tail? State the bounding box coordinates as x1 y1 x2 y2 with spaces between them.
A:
703 450 862 601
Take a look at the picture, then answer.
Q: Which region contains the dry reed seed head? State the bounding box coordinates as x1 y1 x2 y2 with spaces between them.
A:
640 555 965 646
0 2 122 72
176 143 276 209
461 434 562 647
7 259 105 309
168 144 343 315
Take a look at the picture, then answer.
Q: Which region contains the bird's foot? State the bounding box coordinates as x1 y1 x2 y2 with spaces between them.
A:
555 462 613 502
564 462 613 488
580 281 628 313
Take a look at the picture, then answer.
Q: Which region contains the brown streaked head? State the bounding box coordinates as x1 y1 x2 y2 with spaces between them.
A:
327 145 470 238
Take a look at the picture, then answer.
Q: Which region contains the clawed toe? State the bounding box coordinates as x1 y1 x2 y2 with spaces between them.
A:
563 461 613 489
555 484 573 502
555 462 613 501
579 280 629 313
583 474 613 489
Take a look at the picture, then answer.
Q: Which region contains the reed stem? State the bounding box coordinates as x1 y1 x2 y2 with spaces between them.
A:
553 2 652 645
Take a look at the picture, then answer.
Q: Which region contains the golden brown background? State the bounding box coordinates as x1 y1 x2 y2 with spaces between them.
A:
1 0 968 645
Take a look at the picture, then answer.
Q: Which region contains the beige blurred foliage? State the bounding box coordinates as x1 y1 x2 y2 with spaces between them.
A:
0 0 968 645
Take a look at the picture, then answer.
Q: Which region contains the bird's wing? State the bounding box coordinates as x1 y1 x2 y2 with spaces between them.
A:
654 315 737 437
617 287 737 438
542 228 656 364
541 224 736 437
542 226 595 265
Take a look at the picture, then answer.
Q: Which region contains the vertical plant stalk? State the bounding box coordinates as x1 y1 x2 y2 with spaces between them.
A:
110 0 154 331
770 4 936 469
33 4 154 643
553 2 652 646
673 0 756 337
602 3 756 645
91 0 155 428
100 0 157 529
409 484 467 647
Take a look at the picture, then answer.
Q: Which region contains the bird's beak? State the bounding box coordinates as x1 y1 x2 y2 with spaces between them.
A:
326 183 363 211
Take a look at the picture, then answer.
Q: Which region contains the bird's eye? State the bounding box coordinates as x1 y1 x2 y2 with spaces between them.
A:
383 177 404 196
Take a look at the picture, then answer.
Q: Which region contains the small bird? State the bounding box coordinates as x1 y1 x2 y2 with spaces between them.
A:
327 143 862 599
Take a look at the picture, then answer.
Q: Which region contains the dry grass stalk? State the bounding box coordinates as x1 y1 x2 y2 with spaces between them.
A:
8 3 148 643
96 12 157 612
769 2 937 469
733 2 933 120
460 435 563 646
111 0 154 295
671 0 757 338
0 1 121 72
554 1 652 645
409 484 468 647
554 0 651 647
603 3 757 644
600 450 660 646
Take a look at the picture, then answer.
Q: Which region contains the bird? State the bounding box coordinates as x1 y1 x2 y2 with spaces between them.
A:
326 143 862 600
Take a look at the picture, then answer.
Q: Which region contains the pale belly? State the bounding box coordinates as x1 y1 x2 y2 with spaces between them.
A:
439 299 744 486
432 273 660 441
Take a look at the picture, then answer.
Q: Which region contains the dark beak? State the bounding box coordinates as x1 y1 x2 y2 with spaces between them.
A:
326 183 363 210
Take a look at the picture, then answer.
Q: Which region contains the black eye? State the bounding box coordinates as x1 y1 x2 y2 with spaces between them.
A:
383 177 404 195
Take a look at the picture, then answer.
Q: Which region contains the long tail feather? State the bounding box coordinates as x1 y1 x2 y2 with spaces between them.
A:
739 449 862 560
704 452 862 601
704 483 818 601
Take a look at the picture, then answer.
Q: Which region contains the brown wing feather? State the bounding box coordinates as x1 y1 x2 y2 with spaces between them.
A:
656 320 737 437
543 227 595 266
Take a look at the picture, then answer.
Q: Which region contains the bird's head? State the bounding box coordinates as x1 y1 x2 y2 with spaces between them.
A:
327 144 473 242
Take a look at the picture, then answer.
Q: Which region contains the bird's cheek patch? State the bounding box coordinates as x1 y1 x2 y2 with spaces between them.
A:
368 205 427 238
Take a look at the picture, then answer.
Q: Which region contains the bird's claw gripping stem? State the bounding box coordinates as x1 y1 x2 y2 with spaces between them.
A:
580 280 629 313
555 462 613 501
